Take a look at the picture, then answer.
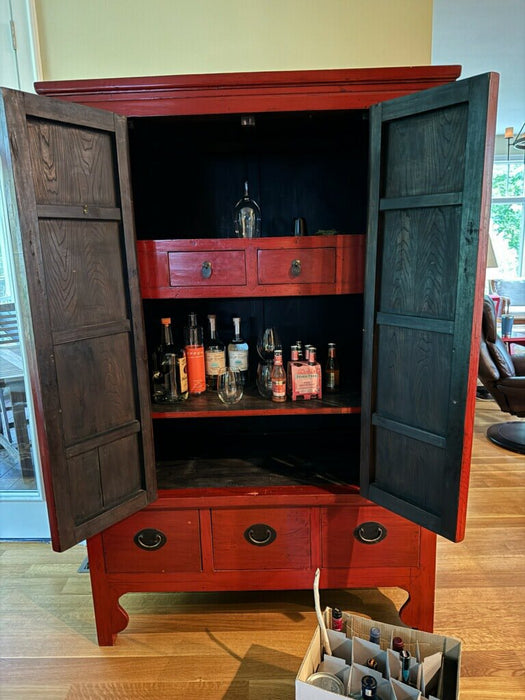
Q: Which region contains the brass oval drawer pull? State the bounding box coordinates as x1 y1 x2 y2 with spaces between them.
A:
244 523 277 546
201 261 212 279
291 259 301 277
353 521 387 545
134 528 167 551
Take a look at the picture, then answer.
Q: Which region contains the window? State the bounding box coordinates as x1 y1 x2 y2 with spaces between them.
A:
489 155 525 277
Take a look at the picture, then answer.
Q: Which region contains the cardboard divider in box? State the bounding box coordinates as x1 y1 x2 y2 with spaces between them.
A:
295 609 461 700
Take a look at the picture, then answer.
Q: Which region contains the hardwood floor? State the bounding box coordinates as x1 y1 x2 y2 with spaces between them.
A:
1 400 524 699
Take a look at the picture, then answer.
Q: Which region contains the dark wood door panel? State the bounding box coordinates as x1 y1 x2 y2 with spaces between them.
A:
0 87 156 551
26 117 118 207
379 207 461 321
54 333 137 444
361 73 499 542
383 103 468 198
39 220 128 332
68 433 143 526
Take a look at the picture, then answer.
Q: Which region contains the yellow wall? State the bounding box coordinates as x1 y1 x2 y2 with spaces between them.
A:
34 0 433 81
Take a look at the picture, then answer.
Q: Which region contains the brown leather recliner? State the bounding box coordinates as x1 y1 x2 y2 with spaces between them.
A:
478 295 525 453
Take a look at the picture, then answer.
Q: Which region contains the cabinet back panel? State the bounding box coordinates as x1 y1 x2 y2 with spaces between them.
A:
128 111 368 240
154 414 361 489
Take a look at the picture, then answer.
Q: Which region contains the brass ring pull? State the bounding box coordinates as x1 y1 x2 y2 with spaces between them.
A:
201 261 212 279
134 528 167 551
353 521 387 545
291 259 301 277
244 523 277 547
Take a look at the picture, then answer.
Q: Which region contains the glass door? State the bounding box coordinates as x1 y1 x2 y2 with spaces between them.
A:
0 0 49 538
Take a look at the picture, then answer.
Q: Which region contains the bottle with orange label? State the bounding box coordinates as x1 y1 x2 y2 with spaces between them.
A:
184 312 206 395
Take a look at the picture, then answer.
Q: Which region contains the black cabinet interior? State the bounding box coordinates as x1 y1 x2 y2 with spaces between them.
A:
128 110 369 240
129 109 368 493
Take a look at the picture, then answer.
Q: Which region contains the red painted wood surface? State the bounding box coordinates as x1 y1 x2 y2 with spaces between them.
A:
321 506 420 568
37 65 456 644
137 234 365 299
211 507 311 570
35 66 462 117
86 490 437 645
101 509 202 573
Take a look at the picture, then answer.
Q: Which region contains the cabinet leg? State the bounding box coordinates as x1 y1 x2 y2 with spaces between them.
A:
87 535 129 646
399 528 436 632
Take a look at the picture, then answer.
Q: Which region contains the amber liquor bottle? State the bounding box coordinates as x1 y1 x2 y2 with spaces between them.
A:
153 317 188 402
325 342 340 392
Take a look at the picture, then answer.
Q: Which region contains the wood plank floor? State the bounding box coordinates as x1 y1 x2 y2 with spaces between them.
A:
1 399 524 699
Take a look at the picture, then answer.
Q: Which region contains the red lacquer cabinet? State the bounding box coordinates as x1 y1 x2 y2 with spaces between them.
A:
0 66 498 645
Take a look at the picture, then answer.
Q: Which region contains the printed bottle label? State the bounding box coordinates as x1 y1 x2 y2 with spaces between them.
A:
205 349 226 375
185 345 206 393
178 355 188 393
229 348 248 371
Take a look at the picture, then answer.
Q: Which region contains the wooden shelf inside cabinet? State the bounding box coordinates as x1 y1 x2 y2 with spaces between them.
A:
136 234 365 299
151 389 361 418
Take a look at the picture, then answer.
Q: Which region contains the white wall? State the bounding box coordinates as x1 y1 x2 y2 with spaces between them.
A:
432 0 525 137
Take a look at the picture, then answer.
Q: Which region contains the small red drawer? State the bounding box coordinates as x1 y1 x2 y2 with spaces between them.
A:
257 247 336 285
321 506 420 568
211 507 311 570
168 250 246 287
102 509 201 573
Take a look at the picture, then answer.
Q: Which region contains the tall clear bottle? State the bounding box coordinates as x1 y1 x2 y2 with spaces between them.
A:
228 316 249 386
184 312 206 395
205 314 226 391
233 180 261 238
152 317 188 403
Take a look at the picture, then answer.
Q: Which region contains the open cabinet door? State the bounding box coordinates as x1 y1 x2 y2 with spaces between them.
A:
360 72 498 542
0 88 156 551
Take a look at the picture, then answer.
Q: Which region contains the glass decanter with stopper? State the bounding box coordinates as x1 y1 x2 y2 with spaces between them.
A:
233 180 261 238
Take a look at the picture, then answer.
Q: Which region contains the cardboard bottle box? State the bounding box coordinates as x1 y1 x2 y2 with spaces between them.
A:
295 609 461 700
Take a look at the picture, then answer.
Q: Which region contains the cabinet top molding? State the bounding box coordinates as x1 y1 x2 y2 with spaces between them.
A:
34 65 462 117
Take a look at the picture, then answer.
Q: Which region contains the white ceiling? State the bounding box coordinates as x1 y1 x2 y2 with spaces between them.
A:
432 0 525 136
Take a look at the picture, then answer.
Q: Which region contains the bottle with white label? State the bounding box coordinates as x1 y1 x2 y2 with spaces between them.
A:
205 314 226 391
228 316 249 386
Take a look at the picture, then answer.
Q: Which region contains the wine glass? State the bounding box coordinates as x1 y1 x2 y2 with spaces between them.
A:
257 327 281 361
217 368 243 405
256 361 273 399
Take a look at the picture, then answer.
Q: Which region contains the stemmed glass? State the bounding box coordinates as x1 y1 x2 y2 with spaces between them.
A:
257 327 281 361
256 327 281 398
